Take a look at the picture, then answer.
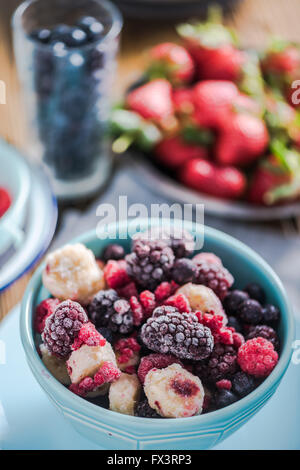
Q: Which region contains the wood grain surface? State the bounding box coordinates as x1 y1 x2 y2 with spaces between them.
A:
1 0 300 319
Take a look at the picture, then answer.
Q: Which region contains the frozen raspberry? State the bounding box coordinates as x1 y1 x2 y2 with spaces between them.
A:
246 325 279 350
196 312 233 345
34 298 60 333
135 399 161 418
104 260 131 289
195 343 237 383
237 337 278 377
70 378 95 397
192 252 222 266
232 371 255 397
126 239 175 290
244 282 265 304
154 281 178 302
215 389 238 409
261 304 280 324
115 337 141 365
116 281 138 300
94 361 121 386
238 299 263 324
102 244 125 262
72 322 106 351
171 258 196 284
223 290 249 315
140 306 214 361
139 290 156 318
232 332 245 349
42 300 88 358
164 293 191 313
134 226 194 258
216 379 232 390
194 260 234 300
129 296 144 326
138 353 182 384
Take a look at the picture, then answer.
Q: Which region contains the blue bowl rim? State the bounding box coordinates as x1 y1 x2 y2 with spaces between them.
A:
20 219 295 430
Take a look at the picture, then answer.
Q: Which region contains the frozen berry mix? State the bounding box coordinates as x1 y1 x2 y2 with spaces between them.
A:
36 229 282 418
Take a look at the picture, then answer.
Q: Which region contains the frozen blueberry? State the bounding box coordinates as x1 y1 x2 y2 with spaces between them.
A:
262 304 280 325
232 372 255 397
76 16 105 41
244 283 266 304
215 389 238 409
30 28 52 44
102 244 125 262
171 258 196 285
227 316 243 333
223 290 249 315
238 299 263 324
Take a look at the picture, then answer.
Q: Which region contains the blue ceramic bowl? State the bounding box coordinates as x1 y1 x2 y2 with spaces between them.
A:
0 140 31 255
20 219 294 450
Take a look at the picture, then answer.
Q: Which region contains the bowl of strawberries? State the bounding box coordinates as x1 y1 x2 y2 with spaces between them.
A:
20 218 294 449
111 11 300 219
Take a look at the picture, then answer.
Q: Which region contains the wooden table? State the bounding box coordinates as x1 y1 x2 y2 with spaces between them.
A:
1 0 300 319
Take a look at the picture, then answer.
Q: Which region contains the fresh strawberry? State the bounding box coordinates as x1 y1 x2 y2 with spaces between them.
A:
126 78 174 122
215 113 269 166
192 80 239 129
262 45 300 77
180 158 246 199
178 18 244 81
155 135 208 169
172 88 194 114
148 42 195 85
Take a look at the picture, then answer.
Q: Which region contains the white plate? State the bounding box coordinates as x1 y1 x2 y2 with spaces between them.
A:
0 165 57 292
131 154 300 221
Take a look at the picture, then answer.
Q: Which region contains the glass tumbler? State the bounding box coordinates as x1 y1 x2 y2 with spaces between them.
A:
13 0 122 200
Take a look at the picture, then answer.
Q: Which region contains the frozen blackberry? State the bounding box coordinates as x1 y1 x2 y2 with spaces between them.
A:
227 316 243 333
232 371 256 397
42 300 88 358
244 283 265 304
261 304 280 325
102 244 125 262
171 258 196 285
88 289 119 327
126 239 175 290
140 306 214 361
133 226 195 258
215 389 238 409
195 343 237 384
135 399 161 418
88 289 134 335
223 290 249 315
238 299 263 324
194 261 234 300
246 325 279 350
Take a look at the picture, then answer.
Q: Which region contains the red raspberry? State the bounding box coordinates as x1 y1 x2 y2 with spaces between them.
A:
116 281 138 299
114 336 141 364
129 296 144 326
104 260 131 289
139 290 156 318
94 361 121 386
164 293 191 313
138 353 182 384
196 312 234 345
34 298 60 334
69 377 95 397
216 379 232 390
72 322 106 351
237 338 278 377
154 281 178 303
233 332 245 349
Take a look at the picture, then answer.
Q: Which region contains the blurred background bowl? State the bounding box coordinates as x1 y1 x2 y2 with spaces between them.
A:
20 218 294 449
